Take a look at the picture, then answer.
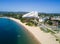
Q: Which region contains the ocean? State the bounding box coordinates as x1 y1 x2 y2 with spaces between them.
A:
0 18 40 44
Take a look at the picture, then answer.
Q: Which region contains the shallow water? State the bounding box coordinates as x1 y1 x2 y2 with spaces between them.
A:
0 18 40 44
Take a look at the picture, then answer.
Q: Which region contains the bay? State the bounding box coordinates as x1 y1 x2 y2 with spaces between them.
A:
0 18 40 44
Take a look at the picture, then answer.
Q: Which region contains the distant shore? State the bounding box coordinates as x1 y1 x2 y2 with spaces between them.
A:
9 17 59 44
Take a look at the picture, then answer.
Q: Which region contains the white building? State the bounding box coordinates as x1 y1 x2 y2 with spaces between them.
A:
39 18 44 22
22 11 39 18
22 11 46 23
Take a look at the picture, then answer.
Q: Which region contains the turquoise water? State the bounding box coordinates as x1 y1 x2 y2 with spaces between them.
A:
0 18 40 44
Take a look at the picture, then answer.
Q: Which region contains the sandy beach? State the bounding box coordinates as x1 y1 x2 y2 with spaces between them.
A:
9 17 59 44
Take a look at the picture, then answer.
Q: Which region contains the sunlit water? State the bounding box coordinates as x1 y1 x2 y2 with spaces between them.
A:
0 18 40 44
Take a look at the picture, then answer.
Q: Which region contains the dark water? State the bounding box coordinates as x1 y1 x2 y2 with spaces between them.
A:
0 18 40 44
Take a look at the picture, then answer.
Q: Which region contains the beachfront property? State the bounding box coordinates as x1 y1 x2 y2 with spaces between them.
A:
22 11 60 33
22 11 39 26
22 11 39 18
22 11 45 23
22 11 60 44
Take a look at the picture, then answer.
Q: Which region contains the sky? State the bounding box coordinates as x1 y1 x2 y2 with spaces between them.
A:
0 0 60 13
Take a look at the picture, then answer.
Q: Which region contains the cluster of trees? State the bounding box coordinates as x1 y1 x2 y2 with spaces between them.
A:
0 12 24 19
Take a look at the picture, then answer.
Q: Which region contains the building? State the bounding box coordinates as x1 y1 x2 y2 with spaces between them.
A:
22 11 39 19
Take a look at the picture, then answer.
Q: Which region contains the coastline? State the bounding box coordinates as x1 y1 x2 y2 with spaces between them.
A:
9 17 59 44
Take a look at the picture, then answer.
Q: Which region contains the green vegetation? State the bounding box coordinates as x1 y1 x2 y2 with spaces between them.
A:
25 20 37 26
46 29 56 34
56 39 59 41
44 19 53 25
20 18 26 23
40 27 56 34
40 27 47 32
26 22 33 26
47 20 53 25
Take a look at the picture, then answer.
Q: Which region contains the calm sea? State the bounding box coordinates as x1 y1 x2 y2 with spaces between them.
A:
0 18 40 44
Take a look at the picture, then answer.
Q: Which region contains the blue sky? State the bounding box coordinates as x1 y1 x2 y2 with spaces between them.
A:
0 0 60 13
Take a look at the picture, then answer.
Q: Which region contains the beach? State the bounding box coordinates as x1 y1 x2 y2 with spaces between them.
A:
9 17 59 44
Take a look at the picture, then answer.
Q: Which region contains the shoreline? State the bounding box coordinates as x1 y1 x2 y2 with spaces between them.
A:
9 17 59 44
9 18 41 44
21 23 41 44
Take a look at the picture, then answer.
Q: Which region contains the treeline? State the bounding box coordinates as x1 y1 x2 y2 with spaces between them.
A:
38 13 60 16
0 12 28 19
0 12 60 19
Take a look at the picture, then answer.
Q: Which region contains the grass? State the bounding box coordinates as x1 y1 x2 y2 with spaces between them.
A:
40 27 56 34
26 22 33 26
46 28 56 34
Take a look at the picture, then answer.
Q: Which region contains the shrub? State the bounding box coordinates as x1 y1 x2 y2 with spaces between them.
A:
26 22 33 26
